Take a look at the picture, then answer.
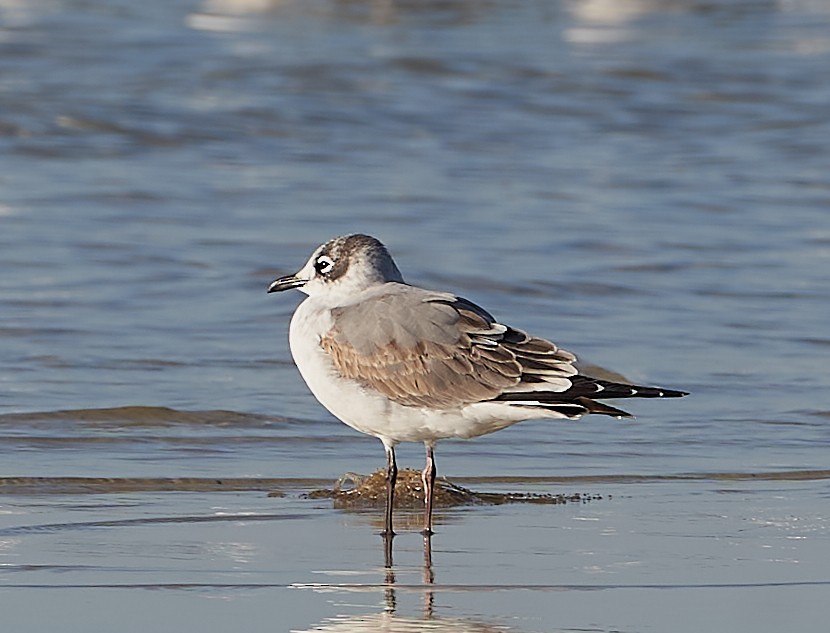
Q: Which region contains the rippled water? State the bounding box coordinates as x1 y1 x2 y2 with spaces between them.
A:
1 0 830 631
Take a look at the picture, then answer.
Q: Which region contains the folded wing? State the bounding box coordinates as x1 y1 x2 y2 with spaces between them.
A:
320 285 578 410
321 284 687 417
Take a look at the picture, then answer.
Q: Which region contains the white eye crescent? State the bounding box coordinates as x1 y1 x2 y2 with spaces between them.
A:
315 255 334 275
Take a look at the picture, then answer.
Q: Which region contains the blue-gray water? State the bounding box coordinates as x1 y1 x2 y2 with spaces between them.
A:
1 1 829 631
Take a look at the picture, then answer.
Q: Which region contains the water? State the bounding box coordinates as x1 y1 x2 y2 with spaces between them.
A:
1 0 830 630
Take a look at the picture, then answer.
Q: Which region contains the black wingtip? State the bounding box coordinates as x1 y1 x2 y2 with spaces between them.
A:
575 397 634 419
660 388 689 398
626 385 688 399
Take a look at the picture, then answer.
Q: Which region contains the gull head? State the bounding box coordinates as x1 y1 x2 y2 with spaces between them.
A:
267 234 404 299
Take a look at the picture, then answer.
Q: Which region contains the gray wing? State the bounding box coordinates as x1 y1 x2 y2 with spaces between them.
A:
320 285 577 409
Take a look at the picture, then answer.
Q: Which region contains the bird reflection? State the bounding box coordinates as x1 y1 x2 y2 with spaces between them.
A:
293 533 518 633
382 532 434 619
383 532 397 614
421 534 435 618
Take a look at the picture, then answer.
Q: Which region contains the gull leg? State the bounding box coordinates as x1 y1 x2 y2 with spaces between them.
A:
421 443 436 536
383 442 397 537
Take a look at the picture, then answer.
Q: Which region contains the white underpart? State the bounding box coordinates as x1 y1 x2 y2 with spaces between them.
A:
288 293 572 446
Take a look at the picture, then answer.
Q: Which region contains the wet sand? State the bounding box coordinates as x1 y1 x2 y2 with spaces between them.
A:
1 472 827 632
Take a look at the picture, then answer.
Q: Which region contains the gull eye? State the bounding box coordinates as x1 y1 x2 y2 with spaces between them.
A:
315 255 334 275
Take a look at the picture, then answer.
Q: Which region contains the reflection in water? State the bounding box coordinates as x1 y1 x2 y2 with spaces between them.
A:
384 533 434 619
293 613 515 633
383 533 396 615
293 534 518 633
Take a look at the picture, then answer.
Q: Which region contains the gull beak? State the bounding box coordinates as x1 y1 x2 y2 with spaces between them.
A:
267 273 306 293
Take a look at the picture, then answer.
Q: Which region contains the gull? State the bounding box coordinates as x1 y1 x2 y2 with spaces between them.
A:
268 234 687 537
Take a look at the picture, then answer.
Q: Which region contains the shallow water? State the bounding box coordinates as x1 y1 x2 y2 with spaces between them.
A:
2 0 830 630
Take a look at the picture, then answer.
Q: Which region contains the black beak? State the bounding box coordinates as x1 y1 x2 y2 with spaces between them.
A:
267 274 306 293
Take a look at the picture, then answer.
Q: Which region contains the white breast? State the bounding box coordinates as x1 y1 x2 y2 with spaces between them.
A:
288 297 392 437
287 297 558 445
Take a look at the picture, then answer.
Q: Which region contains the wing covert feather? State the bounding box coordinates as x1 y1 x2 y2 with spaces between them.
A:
320 288 578 409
